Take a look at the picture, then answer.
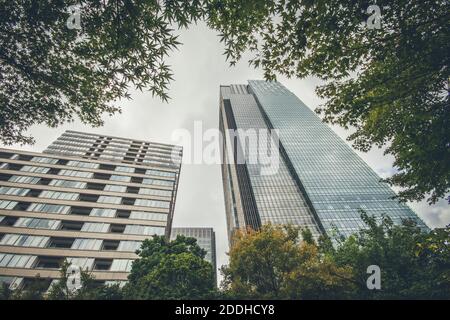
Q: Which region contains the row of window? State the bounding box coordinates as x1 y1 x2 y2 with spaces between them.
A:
7 175 173 197
0 200 169 221
1 154 178 179
0 187 171 209
2 215 168 235
0 253 134 272
60 132 180 152
46 145 180 167
1 215 165 236
0 234 144 252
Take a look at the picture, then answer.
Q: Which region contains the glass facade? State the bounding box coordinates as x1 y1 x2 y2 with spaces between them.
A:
220 81 427 240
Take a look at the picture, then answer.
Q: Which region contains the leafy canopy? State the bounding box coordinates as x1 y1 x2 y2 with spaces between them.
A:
0 0 206 145
326 213 450 299
221 224 356 299
222 217 450 299
123 235 217 299
1 0 448 203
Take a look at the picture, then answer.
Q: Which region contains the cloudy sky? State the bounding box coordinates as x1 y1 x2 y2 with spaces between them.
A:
3 22 449 283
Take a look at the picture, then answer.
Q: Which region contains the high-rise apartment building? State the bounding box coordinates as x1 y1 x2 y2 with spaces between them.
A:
0 131 182 291
170 227 217 284
219 81 427 242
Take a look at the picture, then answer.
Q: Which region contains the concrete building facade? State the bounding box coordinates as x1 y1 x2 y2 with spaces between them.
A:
0 131 182 290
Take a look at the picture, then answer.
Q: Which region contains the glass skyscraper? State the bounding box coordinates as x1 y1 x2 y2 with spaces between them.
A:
0 131 182 291
219 80 427 242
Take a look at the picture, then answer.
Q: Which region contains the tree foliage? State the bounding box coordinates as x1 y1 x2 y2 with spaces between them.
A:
223 218 450 299
0 0 206 145
2 1 448 203
1 222 448 300
46 259 123 300
0 259 123 300
221 225 356 299
326 213 450 299
123 235 217 299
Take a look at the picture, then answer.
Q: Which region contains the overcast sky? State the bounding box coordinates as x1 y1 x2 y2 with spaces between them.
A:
2 22 449 284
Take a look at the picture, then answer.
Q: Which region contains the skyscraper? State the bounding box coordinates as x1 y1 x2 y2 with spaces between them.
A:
0 131 182 291
219 81 427 242
170 227 217 284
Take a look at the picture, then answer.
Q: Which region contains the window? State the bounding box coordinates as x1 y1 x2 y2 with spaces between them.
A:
35 256 62 269
142 178 173 187
94 259 112 270
60 221 82 231
115 166 135 173
103 240 119 251
110 259 133 272
48 237 74 248
98 196 121 204
81 223 110 233
39 190 79 201
90 208 116 217
124 225 165 236
71 239 102 250
104 185 127 193
0 187 30 196
117 241 142 252
145 169 176 178
110 224 125 233
27 203 70 214
8 175 41 184
0 234 50 248
20 165 50 174
14 218 61 230
0 254 37 268
138 188 172 197
129 211 168 222
30 156 58 164
49 179 87 189
0 200 18 210
59 169 93 178
66 160 99 169
110 175 131 183
0 152 15 159
134 198 170 209
67 257 95 271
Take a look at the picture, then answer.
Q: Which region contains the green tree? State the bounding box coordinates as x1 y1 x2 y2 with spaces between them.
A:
0 275 51 300
0 282 12 300
326 213 450 299
0 0 206 145
221 225 356 299
123 235 217 299
222 220 450 299
47 259 85 299
47 259 123 300
2 1 448 204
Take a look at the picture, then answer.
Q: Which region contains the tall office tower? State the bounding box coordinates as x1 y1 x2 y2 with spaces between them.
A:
170 227 217 284
0 131 182 291
219 81 427 242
